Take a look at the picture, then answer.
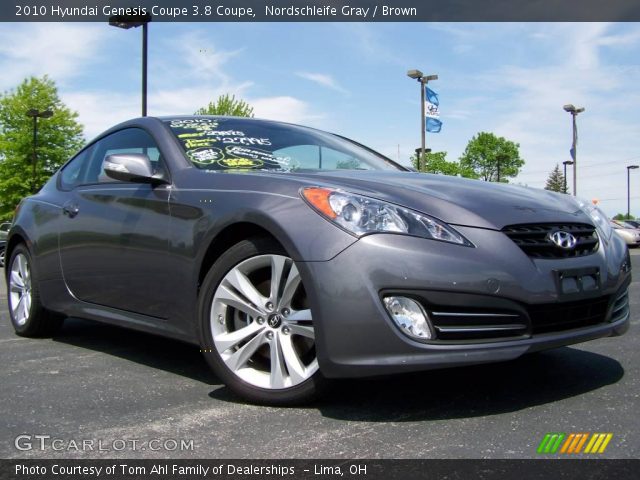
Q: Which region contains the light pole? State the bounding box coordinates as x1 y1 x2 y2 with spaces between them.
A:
26 108 53 193
109 13 152 116
563 104 585 196
407 69 438 172
562 160 574 194
627 165 639 219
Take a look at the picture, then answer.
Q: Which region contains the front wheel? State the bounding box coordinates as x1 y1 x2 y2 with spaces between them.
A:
7 244 64 337
199 238 326 405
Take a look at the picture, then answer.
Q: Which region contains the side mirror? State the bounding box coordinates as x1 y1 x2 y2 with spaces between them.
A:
103 153 165 184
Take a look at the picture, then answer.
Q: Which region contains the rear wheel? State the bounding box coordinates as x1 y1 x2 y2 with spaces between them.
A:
199 237 326 405
7 244 63 337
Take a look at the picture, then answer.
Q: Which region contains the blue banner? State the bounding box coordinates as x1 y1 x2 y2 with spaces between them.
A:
426 118 442 133
426 87 439 106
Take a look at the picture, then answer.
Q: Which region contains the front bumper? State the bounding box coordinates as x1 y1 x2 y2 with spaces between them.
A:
300 227 631 378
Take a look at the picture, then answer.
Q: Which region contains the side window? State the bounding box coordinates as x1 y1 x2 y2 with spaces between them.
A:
85 128 165 184
59 145 94 190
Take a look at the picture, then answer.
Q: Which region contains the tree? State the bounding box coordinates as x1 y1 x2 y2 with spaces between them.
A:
613 213 635 221
459 132 524 182
0 76 84 221
410 150 477 178
412 151 455 175
194 94 254 117
544 164 567 193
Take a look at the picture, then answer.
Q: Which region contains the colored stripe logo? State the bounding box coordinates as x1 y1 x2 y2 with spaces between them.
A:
537 433 613 454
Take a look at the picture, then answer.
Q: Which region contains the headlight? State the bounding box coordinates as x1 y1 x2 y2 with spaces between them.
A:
301 187 472 246
575 198 612 241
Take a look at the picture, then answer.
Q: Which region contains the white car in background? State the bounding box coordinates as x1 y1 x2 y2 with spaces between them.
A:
611 220 640 247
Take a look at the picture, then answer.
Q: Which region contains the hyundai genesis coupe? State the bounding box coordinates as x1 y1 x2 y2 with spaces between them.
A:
4 116 631 404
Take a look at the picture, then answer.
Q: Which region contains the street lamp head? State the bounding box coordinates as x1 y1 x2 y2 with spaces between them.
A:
407 69 423 79
563 104 585 114
628 165 639 170
26 109 53 118
563 160 574 166
424 74 439 82
108 13 152 29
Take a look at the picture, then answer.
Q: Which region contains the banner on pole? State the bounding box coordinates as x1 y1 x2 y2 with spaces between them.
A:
425 87 441 132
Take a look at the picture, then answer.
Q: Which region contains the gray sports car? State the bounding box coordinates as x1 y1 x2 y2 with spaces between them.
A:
4 116 631 404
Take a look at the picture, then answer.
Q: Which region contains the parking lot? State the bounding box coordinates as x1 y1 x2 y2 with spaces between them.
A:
1 252 638 459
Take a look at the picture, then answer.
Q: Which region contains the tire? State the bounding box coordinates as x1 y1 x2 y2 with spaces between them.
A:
7 244 64 337
0 246 5 268
199 237 327 405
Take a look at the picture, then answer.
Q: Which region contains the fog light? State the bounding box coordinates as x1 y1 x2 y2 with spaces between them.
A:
383 296 433 341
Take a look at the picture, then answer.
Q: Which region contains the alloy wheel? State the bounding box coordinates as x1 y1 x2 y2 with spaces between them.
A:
9 253 32 326
210 254 318 389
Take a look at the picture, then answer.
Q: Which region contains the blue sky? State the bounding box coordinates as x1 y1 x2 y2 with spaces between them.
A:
1 22 639 216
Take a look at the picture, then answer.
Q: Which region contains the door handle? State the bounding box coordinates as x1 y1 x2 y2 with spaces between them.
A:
62 202 79 218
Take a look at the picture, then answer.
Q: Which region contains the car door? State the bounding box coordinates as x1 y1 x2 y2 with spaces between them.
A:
58 127 172 319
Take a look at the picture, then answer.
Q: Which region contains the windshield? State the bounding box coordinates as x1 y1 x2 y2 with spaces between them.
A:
165 117 403 172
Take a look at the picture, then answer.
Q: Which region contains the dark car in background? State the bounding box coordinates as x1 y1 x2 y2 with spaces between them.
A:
0 222 10 267
3 116 631 404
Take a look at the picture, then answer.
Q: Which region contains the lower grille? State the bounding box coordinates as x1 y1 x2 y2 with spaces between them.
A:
421 294 620 342
428 310 528 341
611 289 629 323
528 296 610 334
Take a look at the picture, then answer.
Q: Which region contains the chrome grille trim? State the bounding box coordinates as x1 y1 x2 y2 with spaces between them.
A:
430 312 520 318
435 324 528 333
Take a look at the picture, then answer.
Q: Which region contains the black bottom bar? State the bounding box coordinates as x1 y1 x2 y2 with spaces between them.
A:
2 459 638 480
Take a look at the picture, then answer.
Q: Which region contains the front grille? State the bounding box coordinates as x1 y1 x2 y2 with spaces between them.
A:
528 296 610 334
502 223 599 259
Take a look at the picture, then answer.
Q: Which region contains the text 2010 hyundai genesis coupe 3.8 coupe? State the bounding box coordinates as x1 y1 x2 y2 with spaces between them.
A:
4 116 630 404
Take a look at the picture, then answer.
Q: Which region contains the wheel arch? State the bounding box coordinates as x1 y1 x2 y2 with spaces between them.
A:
4 230 31 278
196 221 289 293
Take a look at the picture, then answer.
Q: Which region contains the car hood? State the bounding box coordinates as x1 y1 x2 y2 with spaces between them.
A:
281 170 591 230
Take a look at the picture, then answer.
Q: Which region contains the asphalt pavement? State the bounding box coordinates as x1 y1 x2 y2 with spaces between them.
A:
1 251 638 459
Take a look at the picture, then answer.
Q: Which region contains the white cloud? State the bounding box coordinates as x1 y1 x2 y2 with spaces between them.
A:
63 91 139 141
153 31 243 89
564 23 611 70
251 96 321 125
335 23 406 65
295 72 348 94
0 23 108 90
